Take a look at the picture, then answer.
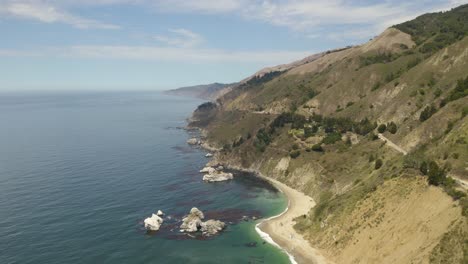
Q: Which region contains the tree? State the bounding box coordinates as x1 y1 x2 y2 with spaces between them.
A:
387 122 398 134
375 159 383 170
427 161 446 186
377 124 387 133
419 104 437 122
420 161 428 175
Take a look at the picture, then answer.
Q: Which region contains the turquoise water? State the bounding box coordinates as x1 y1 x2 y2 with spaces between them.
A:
0 91 290 264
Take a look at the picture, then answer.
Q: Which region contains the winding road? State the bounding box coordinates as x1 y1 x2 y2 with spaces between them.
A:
377 133 467 190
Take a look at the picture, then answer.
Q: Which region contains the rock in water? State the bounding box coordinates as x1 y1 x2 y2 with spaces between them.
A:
179 208 226 236
205 153 213 157
201 220 226 236
199 167 216 174
187 138 198 145
144 214 164 231
157 210 164 216
180 207 205 232
203 172 234 182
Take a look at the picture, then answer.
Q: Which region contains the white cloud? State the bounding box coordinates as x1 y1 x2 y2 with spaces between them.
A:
0 45 312 65
154 28 204 48
152 0 244 13
0 1 120 29
66 45 311 64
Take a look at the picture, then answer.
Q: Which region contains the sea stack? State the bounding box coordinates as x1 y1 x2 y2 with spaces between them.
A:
144 213 164 231
179 207 226 236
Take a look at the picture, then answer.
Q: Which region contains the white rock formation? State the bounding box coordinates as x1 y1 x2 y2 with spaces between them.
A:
157 210 164 216
180 207 205 232
187 138 199 145
203 171 234 182
200 167 215 173
179 208 225 236
144 213 164 231
201 220 226 236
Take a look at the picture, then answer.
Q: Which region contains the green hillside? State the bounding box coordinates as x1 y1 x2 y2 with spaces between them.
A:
189 5 468 264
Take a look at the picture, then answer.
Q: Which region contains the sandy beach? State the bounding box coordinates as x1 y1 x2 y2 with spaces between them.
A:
257 177 331 264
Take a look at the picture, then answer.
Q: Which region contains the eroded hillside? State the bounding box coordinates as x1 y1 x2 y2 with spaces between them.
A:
189 4 468 264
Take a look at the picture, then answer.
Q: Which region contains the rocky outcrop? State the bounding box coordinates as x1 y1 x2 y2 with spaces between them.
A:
200 165 233 182
201 220 226 236
144 213 164 231
187 138 199 145
179 207 225 236
200 166 215 173
157 210 164 216
180 207 205 232
203 171 234 182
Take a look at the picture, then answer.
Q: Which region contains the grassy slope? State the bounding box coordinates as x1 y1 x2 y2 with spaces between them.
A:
192 5 468 264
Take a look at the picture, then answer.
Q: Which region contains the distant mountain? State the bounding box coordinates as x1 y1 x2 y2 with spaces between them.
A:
164 82 235 100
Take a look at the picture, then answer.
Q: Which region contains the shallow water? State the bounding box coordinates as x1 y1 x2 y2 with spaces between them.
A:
0 91 290 264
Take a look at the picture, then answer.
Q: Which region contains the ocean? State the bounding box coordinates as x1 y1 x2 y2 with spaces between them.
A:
0 91 290 264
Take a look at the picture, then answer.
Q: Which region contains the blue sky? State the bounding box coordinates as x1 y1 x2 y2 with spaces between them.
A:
0 0 465 91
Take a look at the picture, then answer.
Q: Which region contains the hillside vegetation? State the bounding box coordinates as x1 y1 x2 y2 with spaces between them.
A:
189 5 468 264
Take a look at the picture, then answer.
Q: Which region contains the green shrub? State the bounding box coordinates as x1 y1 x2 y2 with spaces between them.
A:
394 5 468 53
322 132 342 145
387 122 398 134
375 159 383 170
407 57 422 70
427 161 446 186
359 52 396 67
289 150 301 159
311 143 324 152
462 106 468 118
371 82 381 91
447 76 468 102
434 88 443 98
420 161 428 175
377 124 387 133
419 104 437 121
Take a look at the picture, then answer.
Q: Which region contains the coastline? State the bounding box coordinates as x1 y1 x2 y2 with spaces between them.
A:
256 176 331 264
193 132 330 264
221 164 330 264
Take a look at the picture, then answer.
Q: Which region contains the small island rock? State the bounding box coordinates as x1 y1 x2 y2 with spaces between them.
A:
180 207 205 232
144 213 164 231
201 219 226 236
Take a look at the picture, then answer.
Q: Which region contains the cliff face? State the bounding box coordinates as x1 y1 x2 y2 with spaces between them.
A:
190 5 468 264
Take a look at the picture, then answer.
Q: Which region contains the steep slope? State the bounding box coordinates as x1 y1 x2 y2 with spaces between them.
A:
189 4 468 264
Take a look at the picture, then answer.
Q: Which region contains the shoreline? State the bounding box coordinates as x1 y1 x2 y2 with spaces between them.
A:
256 176 330 264
190 134 330 263
222 164 330 264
